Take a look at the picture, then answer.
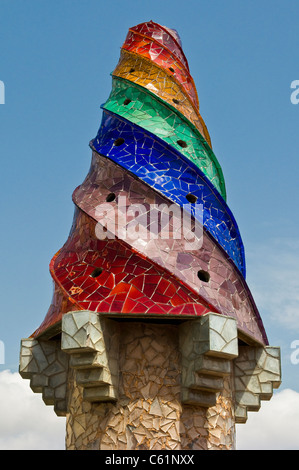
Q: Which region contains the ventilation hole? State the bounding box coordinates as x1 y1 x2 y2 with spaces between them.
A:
197 270 210 283
90 267 103 278
129 68 135 73
172 98 180 105
106 192 116 202
113 137 125 146
123 98 131 106
186 193 198 203
169 67 175 73
177 139 188 148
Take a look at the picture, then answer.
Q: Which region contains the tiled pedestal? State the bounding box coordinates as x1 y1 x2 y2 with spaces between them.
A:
19 311 281 450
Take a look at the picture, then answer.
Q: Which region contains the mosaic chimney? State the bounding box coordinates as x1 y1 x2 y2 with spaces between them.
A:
19 21 281 450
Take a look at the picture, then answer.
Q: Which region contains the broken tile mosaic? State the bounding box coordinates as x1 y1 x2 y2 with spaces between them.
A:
102 76 225 197
91 110 245 276
19 22 283 452
113 49 212 147
29 18 266 347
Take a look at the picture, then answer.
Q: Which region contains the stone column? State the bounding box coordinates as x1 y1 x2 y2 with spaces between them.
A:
19 310 281 450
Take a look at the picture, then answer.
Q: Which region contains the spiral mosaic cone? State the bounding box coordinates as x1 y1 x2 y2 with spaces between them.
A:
32 21 268 346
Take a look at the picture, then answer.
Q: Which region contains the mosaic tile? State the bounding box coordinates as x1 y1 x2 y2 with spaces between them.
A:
29 19 264 342
122 30 199 110
102 77 224 196
70 152 267 344
113 50 212 147
91 110 244 276
65 322 236 450
32 207 218 337
20 21 282 451
129 21 190 72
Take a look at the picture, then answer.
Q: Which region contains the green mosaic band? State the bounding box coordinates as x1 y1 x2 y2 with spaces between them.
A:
103 76 227 200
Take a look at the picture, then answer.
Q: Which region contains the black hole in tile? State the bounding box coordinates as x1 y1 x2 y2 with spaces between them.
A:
123 98 131 105
129 68 135 73
90 267 103 278
197 270 210 283
169 67 175 73
172 98 180 105
106 193 116 202
186 193 198 203
113 137 125 146
177 139 188 148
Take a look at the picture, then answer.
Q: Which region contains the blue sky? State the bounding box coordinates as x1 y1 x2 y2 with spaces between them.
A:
0 0 299 449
